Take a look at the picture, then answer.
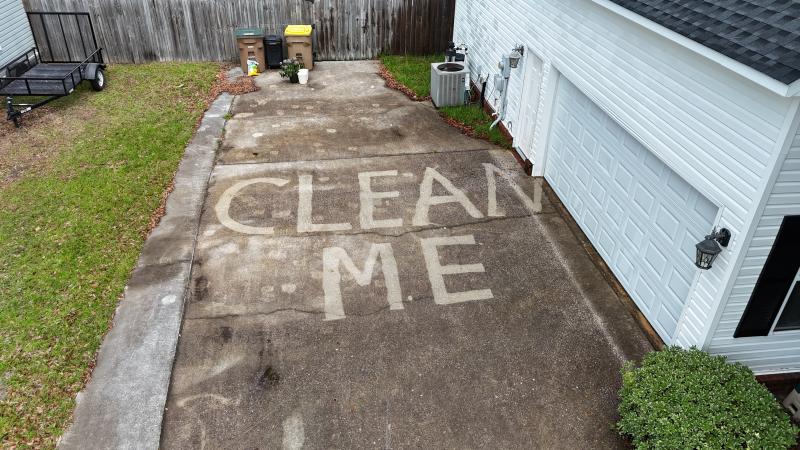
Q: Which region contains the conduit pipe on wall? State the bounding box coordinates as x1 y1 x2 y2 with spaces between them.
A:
490 47 523 129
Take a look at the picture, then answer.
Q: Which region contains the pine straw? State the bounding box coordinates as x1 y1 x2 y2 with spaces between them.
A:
377 62 431 101
209 70 260 98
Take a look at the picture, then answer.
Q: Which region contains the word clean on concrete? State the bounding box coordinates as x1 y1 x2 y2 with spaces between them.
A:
215 163 542 320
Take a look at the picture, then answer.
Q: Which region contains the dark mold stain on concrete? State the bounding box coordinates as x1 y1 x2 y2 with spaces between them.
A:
220 326 233 343
192 274 209 302
258 366 281 388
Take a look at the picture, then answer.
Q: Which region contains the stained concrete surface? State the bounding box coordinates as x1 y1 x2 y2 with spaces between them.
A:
219 62 482 165
161 61 652 448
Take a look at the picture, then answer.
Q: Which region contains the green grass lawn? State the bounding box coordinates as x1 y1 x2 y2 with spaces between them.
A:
379 54 443 98
439 105 512 149
0 62 218 448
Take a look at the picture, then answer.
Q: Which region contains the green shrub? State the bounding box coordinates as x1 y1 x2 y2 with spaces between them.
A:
618 346 798 449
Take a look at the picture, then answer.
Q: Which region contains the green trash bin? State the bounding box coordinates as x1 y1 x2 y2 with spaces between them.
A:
235 28 265 74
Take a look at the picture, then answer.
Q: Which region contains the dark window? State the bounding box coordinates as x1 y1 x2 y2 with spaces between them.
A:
735 215 800 337
775 279 800 331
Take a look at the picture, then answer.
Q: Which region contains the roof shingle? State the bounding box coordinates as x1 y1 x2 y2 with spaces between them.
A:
608 0 800 84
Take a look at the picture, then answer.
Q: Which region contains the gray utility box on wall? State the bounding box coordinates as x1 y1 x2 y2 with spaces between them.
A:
430 62 469 107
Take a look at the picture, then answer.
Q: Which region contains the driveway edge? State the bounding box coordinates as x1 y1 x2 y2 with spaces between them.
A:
58 94 234 450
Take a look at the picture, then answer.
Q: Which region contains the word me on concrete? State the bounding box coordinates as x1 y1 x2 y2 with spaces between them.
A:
215 163 542 321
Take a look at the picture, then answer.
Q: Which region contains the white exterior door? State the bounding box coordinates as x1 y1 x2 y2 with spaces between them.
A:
514 54 543 160
544 78 718 342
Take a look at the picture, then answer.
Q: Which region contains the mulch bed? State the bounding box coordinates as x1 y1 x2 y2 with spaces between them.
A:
377 63 430 101
438 113 480 138
209 69 260 99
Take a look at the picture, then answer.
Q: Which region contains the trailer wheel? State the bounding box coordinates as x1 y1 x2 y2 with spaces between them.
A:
91 69 106 91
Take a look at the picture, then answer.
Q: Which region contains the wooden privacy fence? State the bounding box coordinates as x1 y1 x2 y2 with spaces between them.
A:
22 0 456 63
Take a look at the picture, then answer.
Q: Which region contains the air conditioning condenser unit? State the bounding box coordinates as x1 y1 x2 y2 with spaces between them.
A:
430 62 469 108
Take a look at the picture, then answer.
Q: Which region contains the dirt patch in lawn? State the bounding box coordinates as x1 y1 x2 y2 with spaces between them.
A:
0 99 98 186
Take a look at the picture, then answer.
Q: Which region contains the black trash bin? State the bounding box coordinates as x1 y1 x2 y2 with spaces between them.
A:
265 35 283 68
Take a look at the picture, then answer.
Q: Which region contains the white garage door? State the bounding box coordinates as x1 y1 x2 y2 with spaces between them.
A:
544 78 718 342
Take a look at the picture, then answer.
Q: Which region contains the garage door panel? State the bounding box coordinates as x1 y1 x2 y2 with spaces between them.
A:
664 298 689 320
575 162 591 189
551 125 565 151
569 190 584 216
557 173 569 198
544 78 718 342
621 134 641 159
666 172 692 203
597 229 617 257
581 132 598 155
597 144 614 175
655 205 680 240
604 197 624 224
622 219 644 248
642 151 666 181
564 145 577 167
656 307 679 336
589 179 607 207
568 116 582 140
615 248 637 286
613 165 633 192
604 115 623 140
692 194 719 224
679 229 700 265
644 244 669 276
667 204 712 242
634 276 657 312
587 108 605 130
582 208 599 236
666 271 692 306
632 184 656 216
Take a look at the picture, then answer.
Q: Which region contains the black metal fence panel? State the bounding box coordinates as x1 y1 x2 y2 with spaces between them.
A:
22 0 455 63
27 12 99 63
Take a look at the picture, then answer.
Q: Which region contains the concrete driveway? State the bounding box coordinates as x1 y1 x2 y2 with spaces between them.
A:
160 61 652 449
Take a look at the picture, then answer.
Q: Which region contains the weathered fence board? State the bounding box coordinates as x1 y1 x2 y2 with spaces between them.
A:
22 0 455 63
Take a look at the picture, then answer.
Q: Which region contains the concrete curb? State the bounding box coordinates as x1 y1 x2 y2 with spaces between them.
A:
58 94 234 450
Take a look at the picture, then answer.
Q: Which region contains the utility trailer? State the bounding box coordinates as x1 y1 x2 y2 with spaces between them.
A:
1 12 105 127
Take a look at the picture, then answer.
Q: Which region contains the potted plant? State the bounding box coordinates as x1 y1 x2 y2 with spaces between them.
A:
279 58 303 83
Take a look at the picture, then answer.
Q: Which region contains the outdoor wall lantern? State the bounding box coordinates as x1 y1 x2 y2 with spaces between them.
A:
508 45 524 68
695 228 731 270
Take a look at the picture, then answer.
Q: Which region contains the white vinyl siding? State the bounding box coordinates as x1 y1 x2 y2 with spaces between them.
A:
453 0 796 350
0 0 34 70
708 124 800 374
